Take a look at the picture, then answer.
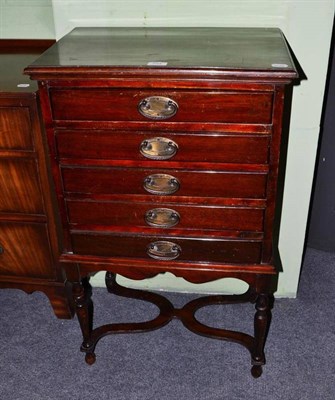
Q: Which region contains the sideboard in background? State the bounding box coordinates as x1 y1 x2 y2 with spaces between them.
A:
0 40 73 319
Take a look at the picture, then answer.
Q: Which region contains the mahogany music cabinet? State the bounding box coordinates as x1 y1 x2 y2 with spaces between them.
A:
25 27 298 377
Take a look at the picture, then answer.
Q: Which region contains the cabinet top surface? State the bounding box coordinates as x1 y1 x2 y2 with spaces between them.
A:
25 27 297 78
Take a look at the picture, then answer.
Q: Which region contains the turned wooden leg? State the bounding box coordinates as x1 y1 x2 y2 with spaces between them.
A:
251 293 273 378
105 271 117 293
73 280 95 365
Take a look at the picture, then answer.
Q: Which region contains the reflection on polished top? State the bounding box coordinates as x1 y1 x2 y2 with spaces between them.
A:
26 27 297 77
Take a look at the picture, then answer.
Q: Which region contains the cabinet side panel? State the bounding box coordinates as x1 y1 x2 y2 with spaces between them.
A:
262 85 286 264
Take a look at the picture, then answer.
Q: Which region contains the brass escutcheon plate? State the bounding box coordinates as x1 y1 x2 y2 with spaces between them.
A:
143 173 180 195
145 208 180 228
138 96 178 120
140 137 178 160
146 240 181 260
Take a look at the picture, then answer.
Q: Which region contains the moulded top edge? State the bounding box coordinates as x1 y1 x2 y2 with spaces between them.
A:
24 27 298 80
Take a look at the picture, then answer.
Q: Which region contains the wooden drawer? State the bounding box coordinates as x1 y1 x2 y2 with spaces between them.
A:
57 130 270 164
71 232 262 264
0 222 54 278
0 158 44 214
0 107 33 150
62 167 267 199
50 89 273 124
66 199 264 232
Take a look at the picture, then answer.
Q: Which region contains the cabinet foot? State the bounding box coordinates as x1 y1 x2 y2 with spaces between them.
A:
251 365 263 378
85 352 96 365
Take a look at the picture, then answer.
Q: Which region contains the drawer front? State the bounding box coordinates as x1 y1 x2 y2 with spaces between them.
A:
50 89 273 124
0 107 33 150
67 199 264 232
57 130 270 164
71 232 262 264
0 222 54 278
62 167 267 199
0 159 44 214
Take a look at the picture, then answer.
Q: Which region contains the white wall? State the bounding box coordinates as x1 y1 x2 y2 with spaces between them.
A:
0 0 55 38
51 0 334 297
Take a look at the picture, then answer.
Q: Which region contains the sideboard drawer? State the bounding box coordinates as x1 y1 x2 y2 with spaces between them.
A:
71 232 262 264
0 158 44 214
57 130 270 164
0 107 33 150
66 199 265 232
62 167 267 199
50 89 273 124
0 222 54 278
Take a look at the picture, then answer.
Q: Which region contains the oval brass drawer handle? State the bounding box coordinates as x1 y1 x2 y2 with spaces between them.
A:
145 208 180 228
143 174 180 195
138 96 178 120
140 137 178 160
147 241 181 260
